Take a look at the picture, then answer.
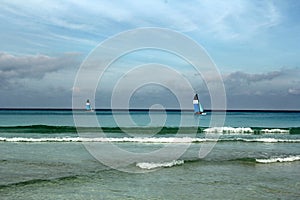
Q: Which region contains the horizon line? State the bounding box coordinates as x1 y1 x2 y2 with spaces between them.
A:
0 108 300 112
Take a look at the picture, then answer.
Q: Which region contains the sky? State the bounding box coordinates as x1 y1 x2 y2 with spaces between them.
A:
0 0 300 110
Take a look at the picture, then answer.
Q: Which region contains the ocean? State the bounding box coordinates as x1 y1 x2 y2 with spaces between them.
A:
0 110 299 199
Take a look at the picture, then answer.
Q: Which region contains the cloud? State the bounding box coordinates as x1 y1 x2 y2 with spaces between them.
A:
95 64 300 110
223 68 300 109
223 68 292 94
288 88 300 95
198 0 281 40
0 1 297 109
0 0 283 49
224 70 281 86
0 52 80 89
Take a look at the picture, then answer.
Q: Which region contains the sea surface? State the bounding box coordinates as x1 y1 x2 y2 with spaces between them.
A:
0 110 299 199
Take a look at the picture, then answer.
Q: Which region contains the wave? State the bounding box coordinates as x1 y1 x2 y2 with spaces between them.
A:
1 125 300 134
203 127 254 134
1 136 300 143
256 155 300 163
235 138 300 143
203 127 297 134
228 155 300 164
136 160 184 169
260 129 290 134
0 136 207 143
136 155 300 170
0 174 80 189
0 125 77 133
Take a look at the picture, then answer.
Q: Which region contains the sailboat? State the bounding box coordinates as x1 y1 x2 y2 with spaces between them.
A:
193 94 206 115
85 99 94 112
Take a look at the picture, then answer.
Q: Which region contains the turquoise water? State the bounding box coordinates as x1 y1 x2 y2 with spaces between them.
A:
1 109 299 127
0 110 300 199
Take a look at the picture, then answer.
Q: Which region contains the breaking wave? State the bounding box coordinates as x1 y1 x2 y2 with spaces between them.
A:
256 155 300 163
260 129 290 134
135 155 300 169
203 127 296 134
203 127 254 134
136 160 184 169
1 136 299 143
0 125 299 134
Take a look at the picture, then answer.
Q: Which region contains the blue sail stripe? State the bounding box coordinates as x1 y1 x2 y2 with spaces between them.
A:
193 104 200 113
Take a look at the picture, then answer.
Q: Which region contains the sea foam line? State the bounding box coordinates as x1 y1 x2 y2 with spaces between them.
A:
203 127 291 134
260 129 289 134
136 160 184 169
0 137 215 143
203 127 254 134
236 138 300 143
256 155 300 163
0 137 299 143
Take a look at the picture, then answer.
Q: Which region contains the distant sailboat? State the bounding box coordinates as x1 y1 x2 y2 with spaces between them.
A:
85 99 93 112
193 94 206 115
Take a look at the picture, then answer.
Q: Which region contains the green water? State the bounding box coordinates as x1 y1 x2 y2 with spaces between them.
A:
0 110 300 199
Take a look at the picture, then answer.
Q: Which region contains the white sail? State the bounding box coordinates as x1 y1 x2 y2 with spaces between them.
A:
86 99 93 111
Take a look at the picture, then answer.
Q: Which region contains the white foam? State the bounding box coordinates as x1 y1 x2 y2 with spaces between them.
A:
260 129 289 134
136 160 184 169
204 127 254 134
0 136 217 143
0 137 88 142
248 138 279 143
256 155 300 163
237 138 300 143
203 127 291 134
0 137 299 143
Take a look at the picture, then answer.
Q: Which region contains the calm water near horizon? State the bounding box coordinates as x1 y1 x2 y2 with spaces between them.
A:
0 110 299 199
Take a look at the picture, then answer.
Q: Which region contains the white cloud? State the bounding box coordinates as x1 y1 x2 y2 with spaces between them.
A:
288 88 300 95
191 0 282 40
1 0 283 44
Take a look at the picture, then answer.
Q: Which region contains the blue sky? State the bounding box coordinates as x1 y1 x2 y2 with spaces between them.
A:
0 0 300 109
